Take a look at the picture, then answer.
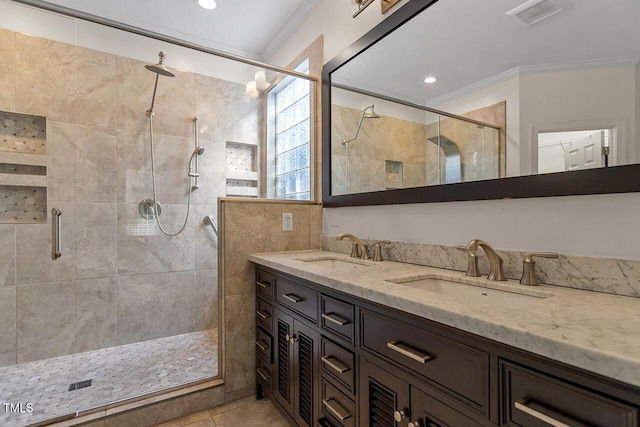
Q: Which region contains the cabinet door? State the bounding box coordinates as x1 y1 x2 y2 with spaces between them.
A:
274 308 294 416
293 320 320 427
411 386 483 427
359 357 411 427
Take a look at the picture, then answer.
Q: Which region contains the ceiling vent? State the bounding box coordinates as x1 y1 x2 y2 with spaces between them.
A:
506 0 570 27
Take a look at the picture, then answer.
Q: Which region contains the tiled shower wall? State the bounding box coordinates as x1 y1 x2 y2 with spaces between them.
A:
0 28 257 367
221 199 322 399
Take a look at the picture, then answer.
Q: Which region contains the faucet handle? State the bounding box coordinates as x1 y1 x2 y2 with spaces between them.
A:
349 242 360 258
524 252 559 262
372 240 391 261
520 252 558 286
456 246 481 277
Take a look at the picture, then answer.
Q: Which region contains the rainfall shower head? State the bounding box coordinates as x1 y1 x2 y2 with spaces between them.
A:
342 104 381 145
363 104 381 119
145 51 175 77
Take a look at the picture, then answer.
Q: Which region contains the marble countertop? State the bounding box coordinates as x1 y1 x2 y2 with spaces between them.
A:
249 250 640 388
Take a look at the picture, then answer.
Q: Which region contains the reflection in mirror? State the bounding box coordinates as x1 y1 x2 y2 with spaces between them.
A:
328 0 640 197
330 86 504 195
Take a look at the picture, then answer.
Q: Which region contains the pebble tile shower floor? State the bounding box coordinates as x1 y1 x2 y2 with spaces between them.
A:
0 329 218 427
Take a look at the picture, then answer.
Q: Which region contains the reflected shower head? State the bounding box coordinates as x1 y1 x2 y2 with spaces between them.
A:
145 51 175 77
363 104 381 119
342 104 381 145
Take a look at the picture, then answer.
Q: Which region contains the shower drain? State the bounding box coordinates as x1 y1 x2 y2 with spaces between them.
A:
68 379 93 391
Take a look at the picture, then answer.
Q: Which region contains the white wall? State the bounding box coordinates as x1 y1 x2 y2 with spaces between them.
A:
520 66 637 174
269 0 640 261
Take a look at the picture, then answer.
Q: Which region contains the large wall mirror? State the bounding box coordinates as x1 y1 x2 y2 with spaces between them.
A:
322 0 640 206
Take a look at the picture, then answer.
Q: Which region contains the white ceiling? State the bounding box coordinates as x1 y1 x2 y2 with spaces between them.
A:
333 0 640 106
40 0 320 60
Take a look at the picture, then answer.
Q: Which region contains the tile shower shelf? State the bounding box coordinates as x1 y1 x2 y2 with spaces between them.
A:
225 170 258 181
0 152 46 167
0 173 46 187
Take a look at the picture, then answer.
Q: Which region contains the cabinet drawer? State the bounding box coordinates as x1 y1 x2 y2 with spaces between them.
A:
276 277 318 322
361 310 489 412
321 378 355 427
256 298 273 333
256 355 272 394
501 361 638 427
321 338 355 395
320 295 355 344
255 327 272 363
256 269 274 301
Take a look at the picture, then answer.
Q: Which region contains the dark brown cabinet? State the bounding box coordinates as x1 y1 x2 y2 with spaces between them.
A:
273 307 320 427
254 265 640 427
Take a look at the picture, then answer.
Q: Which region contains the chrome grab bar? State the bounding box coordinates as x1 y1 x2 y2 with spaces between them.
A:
51 208 62 260
203 215 218 236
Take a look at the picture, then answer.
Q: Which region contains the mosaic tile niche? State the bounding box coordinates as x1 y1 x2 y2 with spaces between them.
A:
0 111 47 223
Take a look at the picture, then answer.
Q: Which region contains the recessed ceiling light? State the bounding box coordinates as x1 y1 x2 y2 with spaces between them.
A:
195 0 217 10
424 76 438 84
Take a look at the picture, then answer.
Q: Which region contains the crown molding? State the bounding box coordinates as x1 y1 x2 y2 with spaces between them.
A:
261 0 320 61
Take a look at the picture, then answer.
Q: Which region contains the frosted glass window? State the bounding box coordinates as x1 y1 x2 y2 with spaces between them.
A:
274 58 311 200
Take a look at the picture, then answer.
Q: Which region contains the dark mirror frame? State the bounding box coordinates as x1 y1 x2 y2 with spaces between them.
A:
321 0 640 207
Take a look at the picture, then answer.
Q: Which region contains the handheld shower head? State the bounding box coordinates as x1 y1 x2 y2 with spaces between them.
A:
195 146 205 155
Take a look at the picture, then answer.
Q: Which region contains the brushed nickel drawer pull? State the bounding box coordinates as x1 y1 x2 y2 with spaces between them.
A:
321 356 349 374
387 341 433 364
514 400 573 427
255 340 269 352
322 313 349 326
322 398 352 421
282 293 304 303
256 368 270 382
256 310 270 320
256 281 271 289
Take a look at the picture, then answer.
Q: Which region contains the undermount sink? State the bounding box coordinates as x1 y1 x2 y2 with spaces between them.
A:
387 275 551 308
297 256 371 270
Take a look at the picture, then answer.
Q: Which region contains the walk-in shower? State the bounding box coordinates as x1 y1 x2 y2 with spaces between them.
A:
142 51 205 236
0 2 316 425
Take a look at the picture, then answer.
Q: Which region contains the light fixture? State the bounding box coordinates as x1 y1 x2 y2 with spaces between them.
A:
195 0 217 10
245 80 258 99
246 70 270 99
351 0 375 18
424 76 438 84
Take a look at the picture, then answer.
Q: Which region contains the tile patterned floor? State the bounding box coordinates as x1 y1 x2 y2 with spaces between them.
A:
0 330 218 427
153 396 291 427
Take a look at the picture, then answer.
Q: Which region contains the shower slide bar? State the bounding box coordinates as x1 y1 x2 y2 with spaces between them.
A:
51 208 62 260
204 215 218 236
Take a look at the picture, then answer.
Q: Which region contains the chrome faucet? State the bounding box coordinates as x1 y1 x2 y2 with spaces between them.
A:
337 233 370 260
459 239 506 281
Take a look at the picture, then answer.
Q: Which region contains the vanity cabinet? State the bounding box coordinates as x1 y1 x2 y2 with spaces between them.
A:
273 307 320 427
254 265 640 427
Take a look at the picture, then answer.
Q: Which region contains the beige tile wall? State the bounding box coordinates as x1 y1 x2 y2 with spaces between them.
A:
0 28 256 367
220 199 322 397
